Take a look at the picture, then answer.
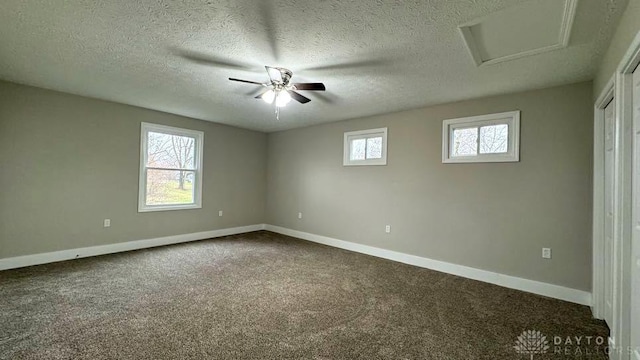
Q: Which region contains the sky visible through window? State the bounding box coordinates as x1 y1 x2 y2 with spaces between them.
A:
350 136 383 161
453 124 508 157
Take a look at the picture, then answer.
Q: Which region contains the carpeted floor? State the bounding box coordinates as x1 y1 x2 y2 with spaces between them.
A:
1 231 608 359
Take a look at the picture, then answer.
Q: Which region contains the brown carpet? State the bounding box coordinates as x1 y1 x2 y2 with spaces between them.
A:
0 231 608 359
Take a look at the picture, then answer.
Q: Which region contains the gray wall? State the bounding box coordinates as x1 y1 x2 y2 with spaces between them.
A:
594 0 640 96
0 81 267 258
0 79 595 292
266 82 593 291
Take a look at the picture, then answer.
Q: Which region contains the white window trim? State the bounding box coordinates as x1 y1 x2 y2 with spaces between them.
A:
138 122 204 212
442 110 520 163
343 127 388 166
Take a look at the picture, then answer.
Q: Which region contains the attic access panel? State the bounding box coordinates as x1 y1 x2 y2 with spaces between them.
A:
459 0 578 66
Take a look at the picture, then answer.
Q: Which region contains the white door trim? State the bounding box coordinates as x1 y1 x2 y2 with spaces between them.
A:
610 29 640 360
632 65 640 360
592 75 615 320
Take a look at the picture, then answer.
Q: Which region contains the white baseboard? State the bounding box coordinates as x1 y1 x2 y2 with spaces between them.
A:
1 223 593 307
265 225 592 306
0 224 265 271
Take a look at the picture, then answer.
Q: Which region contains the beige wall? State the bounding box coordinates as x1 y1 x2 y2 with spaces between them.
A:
0 79 596 291
0 81 267 258
594 0 640 96
266 82 593 291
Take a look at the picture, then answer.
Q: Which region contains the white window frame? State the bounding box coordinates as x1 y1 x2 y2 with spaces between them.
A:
138 122 204 212
442 110 520 163
343 127 388 166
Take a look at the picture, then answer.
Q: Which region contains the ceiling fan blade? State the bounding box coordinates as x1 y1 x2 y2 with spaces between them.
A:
287 90 311 104
292 83 326 91
254 88 271 99
265 66 282 83
307 91 336 104
229 78 265 86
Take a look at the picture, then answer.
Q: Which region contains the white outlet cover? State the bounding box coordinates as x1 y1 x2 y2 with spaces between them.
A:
385 225 391 233
218 210 223 217
103 219 111 227
298 212 303 219
542 248 552 259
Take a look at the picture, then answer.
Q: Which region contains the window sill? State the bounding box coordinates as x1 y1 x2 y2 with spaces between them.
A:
343 160 388 166
138 204 202 213
442 154 519 164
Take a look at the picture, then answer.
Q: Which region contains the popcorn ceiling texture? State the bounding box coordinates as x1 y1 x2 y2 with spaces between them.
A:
0 0 627 132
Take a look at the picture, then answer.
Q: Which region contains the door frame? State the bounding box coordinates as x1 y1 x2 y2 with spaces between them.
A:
593 29 640 360
592 76 615 321
630 64 640 360
612 29 640 360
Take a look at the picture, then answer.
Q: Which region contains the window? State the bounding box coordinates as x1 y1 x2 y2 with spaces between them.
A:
139 123 204 212
442 111 520 163
343 127 388 166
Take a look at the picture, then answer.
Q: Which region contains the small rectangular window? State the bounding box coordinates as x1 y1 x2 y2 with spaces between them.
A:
343 128 388 166
139 123 204 212
442 111 520 163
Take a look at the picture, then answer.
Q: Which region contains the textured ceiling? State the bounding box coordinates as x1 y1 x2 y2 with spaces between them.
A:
0 0 628 132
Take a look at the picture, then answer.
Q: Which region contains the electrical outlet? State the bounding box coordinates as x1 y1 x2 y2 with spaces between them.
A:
385 225 391 233
542 248 551 259
103 219 111 228
218 210 223 217
298 212 303 219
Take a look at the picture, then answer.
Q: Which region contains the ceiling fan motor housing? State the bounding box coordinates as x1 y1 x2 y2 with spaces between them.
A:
277 68 293 85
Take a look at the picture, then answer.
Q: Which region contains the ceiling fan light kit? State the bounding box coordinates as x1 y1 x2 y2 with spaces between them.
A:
274 90 292 107
261 89 276 104
229 66 326 120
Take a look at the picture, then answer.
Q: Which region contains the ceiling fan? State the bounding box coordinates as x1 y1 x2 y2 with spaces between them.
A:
229 66 326 120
